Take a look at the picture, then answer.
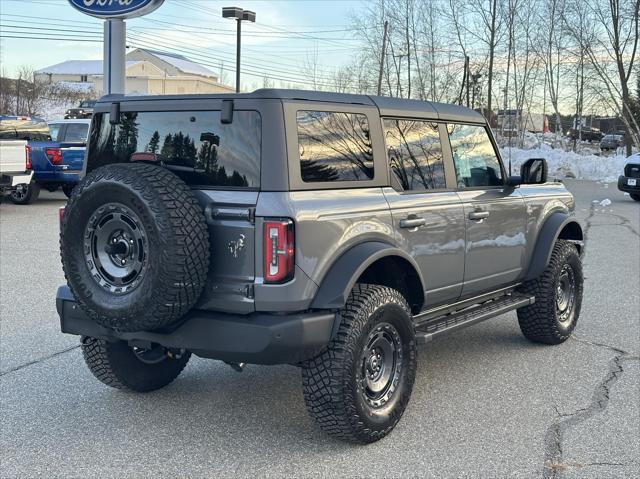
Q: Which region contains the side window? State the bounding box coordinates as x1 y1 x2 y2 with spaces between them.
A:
63 123 89 143
48 123 63 142
383 119 446 191
447 124 503 188
297 110 374 182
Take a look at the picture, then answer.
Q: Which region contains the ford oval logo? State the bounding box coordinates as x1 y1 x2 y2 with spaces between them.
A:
68 0 165 19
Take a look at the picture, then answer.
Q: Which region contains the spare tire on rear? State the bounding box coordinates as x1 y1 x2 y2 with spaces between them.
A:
61 163 210 332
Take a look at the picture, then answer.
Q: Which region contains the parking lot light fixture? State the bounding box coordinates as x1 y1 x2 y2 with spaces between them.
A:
222 6 257 93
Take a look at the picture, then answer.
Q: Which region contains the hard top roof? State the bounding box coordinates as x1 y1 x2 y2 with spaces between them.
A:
98 89 486 123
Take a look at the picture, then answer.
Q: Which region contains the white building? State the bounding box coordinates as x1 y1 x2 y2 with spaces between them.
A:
35 49 234 96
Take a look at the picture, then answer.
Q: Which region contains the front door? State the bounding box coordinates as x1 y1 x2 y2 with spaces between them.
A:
446 123 527 297
382 119 466 307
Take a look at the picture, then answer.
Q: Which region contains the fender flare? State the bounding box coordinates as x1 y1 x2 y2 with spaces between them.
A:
310 241 426 310
524 212 583 281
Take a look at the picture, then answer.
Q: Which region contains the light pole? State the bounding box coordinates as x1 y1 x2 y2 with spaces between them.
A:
222 7 256 93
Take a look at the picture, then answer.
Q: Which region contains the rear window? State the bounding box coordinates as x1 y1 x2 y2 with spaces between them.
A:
87 110 261 188
63 123 89 143
297 110 374 183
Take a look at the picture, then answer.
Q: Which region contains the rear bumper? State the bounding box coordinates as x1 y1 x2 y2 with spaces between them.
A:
34 171 80 184
1 171 33 188
56 286 336 365
617 175 640 194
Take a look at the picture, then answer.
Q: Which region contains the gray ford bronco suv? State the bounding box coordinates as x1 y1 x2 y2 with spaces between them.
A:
57 89 584 443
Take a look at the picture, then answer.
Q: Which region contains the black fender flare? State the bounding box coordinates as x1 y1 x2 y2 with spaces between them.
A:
524 212 583 281
310 241 425 310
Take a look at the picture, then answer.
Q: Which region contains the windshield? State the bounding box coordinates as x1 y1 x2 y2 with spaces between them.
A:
80 101 95 108
0 118 50 141
87 110 261 188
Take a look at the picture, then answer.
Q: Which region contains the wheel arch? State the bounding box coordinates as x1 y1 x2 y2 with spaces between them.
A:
310 241 426 314
524 212 583 281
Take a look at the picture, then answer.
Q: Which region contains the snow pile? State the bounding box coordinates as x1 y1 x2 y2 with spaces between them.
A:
500 145 632 182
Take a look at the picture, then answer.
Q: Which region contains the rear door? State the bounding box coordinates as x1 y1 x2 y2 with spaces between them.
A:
446 123 527 297
382 119 466 307
86 99 270 314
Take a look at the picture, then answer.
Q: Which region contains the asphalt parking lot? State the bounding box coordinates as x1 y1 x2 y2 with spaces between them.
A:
1 182 638 478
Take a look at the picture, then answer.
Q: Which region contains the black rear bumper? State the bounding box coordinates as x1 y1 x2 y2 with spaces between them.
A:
617 175 640 194
56 286 336 365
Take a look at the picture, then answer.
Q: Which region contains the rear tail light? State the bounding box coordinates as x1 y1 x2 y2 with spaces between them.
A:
45 147 63 165
59 206 65 227
263 219 294 283
25 145 32 170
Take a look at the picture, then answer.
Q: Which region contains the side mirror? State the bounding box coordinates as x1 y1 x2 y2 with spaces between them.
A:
521 158 548 184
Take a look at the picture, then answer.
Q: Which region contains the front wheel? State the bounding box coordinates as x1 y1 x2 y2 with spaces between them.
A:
9 182 40 205
81 337 190 392
517 240 583 344
630 193 640 202
301 284 417 443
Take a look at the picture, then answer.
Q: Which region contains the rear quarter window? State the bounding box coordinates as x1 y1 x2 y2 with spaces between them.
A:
296 110 374 183
87 110 261 188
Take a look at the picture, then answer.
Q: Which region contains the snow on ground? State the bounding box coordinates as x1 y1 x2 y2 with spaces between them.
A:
500 144 634 182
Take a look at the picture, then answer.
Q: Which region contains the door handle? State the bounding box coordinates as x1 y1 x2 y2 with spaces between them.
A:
468 211 490 221
399 217 426 229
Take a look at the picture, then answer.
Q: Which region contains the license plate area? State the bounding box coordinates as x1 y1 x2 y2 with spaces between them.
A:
628 178 637 186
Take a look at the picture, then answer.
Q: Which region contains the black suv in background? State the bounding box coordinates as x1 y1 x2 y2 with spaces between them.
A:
64 100 96 119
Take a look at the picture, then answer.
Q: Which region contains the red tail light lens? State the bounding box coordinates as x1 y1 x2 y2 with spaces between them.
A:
45 147 63 165
264 219 294 283
59 206 65 226
25 145 32 170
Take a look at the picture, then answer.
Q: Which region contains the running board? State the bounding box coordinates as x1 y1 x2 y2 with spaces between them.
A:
414 293 535 344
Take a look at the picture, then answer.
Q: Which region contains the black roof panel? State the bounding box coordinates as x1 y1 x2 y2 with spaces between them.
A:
98 89 485 123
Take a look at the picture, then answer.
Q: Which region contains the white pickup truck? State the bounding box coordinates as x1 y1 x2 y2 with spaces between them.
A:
0 116 44 196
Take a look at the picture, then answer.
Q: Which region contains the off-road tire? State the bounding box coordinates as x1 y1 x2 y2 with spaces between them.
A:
9 182 40 205
630 193 640 202
301 284 417 444
517 240 583 344
62 184 75 199
61 163 210 332
81 337 190 392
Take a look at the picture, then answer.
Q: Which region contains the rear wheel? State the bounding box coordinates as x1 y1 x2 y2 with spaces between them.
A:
9 182 40 205
81 337 190 392
301 284 417 443
517 240 583 344
62 184 75 198
630 193 640 202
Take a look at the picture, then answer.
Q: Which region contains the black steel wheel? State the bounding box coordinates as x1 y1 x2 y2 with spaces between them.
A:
84 203 149 295
82 337 190 392
9 182 40 205
360 322 404 409
630 193 640 202
517 240 583 344
302 284 417 443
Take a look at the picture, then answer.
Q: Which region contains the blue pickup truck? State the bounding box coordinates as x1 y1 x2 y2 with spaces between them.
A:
11 119 90 204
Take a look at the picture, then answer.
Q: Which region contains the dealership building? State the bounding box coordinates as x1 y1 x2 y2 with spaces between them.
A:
35 48 234 96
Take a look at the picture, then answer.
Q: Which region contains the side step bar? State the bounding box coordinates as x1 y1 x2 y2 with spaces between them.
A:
414 293 535 344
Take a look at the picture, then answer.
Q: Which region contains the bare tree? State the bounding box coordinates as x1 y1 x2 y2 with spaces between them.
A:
565 0 640 153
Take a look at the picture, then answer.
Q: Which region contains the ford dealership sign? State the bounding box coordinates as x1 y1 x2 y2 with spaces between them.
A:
68 0 164 19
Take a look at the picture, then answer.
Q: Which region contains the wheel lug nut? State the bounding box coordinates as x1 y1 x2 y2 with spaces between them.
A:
121 259 126 265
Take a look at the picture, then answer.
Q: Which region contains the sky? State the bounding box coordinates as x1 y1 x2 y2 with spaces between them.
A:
0 0 364 88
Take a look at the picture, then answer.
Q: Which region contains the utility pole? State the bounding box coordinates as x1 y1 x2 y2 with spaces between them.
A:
377 21 389 96
465 56 470 107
